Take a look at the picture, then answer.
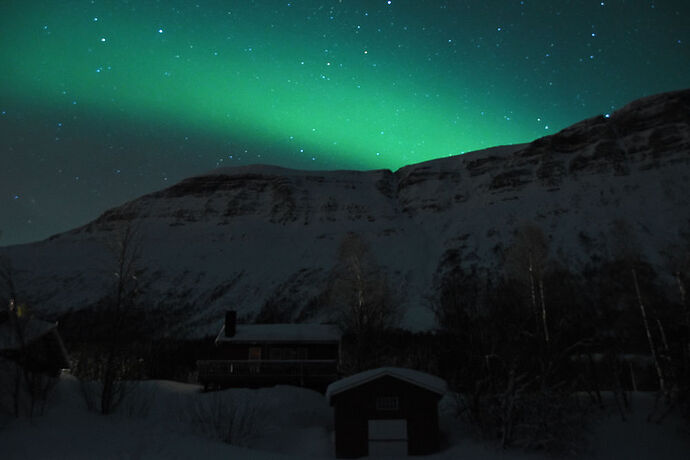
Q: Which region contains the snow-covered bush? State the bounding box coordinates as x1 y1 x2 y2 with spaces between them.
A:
183 391 265 447
78 379 155 418
73 349 145 414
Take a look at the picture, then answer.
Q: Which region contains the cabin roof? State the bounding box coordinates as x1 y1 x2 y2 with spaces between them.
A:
0 315 58 351
215 323 342 344
326 367 447 403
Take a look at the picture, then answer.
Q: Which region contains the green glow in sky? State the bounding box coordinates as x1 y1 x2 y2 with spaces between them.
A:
3 1 514 167
1 0 689 244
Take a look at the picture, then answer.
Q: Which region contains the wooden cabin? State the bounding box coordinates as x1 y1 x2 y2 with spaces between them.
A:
197 311 341 391
326 367 447 458
0 310 70 376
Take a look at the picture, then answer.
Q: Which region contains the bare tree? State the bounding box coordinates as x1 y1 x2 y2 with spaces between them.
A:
105 224 142 414
434 270 591 454
631 269 665 394
660 233 690 421
609 219 668 395
327 233 399 371
663 233 690 343
330 233 398 334
75 224 145 415
505 224 550 346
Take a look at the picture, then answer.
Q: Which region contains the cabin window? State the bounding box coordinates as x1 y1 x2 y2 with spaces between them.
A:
376 396 400 411
248 347 262 374
268 347 307 360
248 347 262 360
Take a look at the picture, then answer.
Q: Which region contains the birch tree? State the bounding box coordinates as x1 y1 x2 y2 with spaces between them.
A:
328 233 398 371
661 234 690 420
505 224 550 347
609 219 668 394
76 224 146 415
664 234 689 345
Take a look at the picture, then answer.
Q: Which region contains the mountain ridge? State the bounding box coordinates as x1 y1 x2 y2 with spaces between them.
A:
2 89 689 337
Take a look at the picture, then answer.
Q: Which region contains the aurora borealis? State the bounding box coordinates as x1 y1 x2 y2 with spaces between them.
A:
1 1 689 245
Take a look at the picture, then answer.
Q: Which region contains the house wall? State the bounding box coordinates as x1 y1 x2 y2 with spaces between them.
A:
216 342 339 360
332 375 442 458
333 401 368 458
200 341 340 391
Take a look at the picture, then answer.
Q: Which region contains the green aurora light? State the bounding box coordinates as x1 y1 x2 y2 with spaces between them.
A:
1 0 689 244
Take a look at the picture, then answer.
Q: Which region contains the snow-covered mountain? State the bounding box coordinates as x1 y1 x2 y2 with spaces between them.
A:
3 89 689 336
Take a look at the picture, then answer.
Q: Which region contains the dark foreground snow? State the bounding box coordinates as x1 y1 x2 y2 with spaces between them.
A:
1 374 688 459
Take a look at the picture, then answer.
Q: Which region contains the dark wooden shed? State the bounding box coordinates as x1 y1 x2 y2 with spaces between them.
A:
326 367 447 458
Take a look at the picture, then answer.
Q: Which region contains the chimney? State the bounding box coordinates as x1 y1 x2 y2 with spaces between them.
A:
225 311 237 337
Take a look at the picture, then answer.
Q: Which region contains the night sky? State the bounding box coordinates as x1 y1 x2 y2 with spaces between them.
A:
1 1 688 246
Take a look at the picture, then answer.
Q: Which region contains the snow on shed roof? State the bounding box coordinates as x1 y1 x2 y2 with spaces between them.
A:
215 323 341 343
0 315 58 351
326 367 447 403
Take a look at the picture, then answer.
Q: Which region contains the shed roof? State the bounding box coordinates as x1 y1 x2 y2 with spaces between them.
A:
326 367 447 403
215 323 342 344
0 315 58 351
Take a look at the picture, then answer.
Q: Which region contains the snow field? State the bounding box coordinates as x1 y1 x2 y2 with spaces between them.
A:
1 375 689 459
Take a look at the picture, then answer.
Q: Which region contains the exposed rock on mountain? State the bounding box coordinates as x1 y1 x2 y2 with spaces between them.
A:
3 89 689 336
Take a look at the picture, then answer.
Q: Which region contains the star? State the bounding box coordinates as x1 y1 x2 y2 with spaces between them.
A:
0 0 688 245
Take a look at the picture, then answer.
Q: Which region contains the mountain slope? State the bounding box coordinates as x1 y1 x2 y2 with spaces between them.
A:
2 89 689 336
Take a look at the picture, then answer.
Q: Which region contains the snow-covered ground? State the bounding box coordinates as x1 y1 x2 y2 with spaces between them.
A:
1 375 688 459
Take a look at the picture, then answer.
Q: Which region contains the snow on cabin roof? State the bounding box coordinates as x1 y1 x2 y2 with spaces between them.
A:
0 315 58 351
326 367 447 403
215 323 342 343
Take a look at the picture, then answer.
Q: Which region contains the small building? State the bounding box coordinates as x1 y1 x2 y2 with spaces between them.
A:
326 367 447 458
197 311 341 391
0 310 70 376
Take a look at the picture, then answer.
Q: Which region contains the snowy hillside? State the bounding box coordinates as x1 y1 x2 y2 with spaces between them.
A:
2 89 689 336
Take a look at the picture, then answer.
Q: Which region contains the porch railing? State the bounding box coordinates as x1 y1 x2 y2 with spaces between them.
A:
197 359 338 383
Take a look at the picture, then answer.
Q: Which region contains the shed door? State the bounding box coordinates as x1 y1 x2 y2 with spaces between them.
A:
368 419 408 457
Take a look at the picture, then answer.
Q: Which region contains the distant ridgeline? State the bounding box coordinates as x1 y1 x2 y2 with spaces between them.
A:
0 88 688 337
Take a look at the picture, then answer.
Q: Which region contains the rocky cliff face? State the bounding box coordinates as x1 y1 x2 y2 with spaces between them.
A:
3 89 689 336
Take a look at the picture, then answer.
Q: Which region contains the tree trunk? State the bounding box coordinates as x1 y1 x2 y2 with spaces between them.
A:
101 351 115 414
677 272 690 357
501 368 517 449
632 268 665 393
528 255 539 333
629 361 638 392
539 279 549 346
656 319 669 352
587 353 603 407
